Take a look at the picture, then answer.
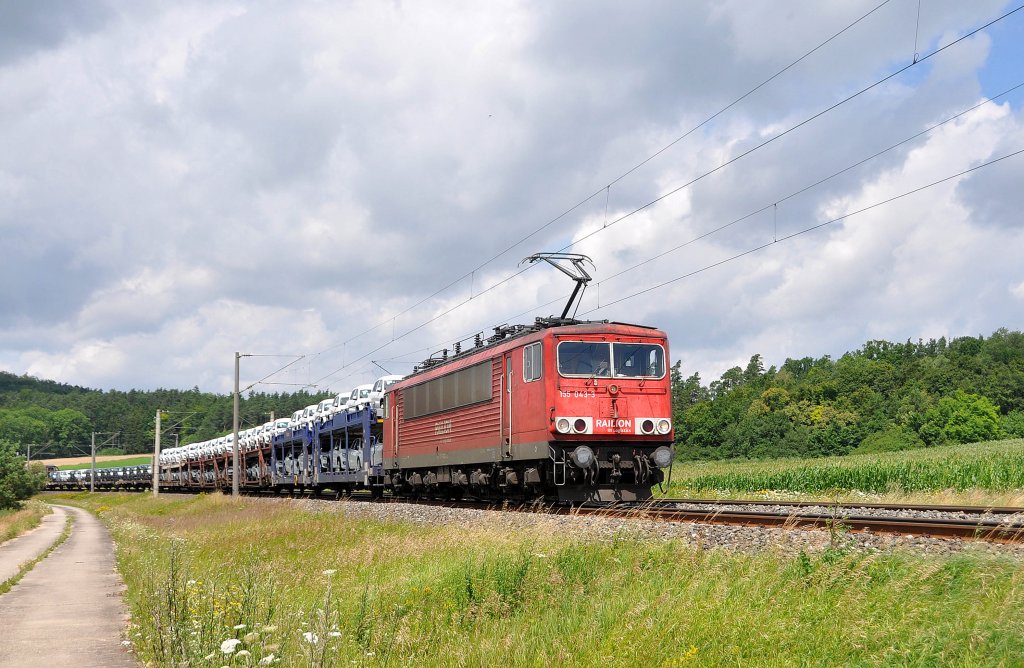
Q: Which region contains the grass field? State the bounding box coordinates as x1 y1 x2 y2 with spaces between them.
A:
52 492 1024 667
0 501 50 545
664 439 1024 503
57 455 152 470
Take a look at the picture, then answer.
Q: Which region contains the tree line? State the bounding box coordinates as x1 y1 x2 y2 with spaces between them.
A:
0 372 331 457
671 328 1024 460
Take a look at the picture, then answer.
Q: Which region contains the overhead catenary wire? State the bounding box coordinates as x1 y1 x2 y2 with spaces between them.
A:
300 5 1024 388
301 0 898 360
557 3 1024 256
582 148 1024 314
595 79 1024 286
314 83 1024 389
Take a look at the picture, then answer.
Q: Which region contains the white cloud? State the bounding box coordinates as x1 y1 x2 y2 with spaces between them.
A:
1 1 1022 392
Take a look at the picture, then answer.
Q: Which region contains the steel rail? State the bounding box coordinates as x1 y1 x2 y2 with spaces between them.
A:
597 505 1024 542
651 497 1024 516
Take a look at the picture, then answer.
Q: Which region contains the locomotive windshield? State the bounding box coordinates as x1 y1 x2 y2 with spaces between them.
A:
557 341 665 378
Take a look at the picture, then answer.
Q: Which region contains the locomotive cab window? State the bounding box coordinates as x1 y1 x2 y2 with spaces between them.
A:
613 343 666 378
558 341 666 379
523 343 542 382
557 341 612 377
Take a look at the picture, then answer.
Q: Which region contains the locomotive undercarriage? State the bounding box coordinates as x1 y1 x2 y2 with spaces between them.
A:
387 443 668 504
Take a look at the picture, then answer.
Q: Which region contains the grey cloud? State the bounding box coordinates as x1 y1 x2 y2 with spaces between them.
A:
0 0 111 66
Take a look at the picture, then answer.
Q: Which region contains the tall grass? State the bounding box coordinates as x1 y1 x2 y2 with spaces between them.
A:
0 500 51 544
61 493 1024 667
669 438 1024 495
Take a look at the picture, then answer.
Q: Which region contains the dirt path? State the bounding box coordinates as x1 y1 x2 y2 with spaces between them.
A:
0 505 137 667
0 506 68 585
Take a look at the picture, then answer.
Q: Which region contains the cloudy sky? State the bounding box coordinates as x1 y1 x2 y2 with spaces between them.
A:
2 0 1023 395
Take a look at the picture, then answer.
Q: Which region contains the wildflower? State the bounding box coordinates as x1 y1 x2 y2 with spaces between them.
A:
303 632 320 645
221 638 243 654
261 625 278 633
205 652 217 661
236 650 252 660
328 631 342 638
259 656 276 666
234 624 247 630
321 569 337 576
244 632 260 644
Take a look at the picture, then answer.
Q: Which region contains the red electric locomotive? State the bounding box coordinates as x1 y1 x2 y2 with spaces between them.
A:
382 317 674 502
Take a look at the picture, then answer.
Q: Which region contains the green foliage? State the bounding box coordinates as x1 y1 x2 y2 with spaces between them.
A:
674 328 1024 461
853 425 924 454
0 441 47 510
61 493 1024 667
673 439 1024 494
919 390 1001 446
1003 410 1024 438
0 371 332 455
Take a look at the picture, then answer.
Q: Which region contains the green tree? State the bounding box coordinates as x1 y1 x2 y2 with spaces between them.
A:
0 441 46 509
1002 410 1024 438
918 390 1001 446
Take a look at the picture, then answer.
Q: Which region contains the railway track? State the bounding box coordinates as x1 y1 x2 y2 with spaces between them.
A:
367 496 1024 543
47 488 1024 543
630 498 1024 542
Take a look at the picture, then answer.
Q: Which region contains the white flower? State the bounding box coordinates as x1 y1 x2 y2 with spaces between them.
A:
321 569 337 576
205 652 217 661
234 624 247 630
221 638 243 654
259 655 276 666
302 632 320 645
243 632 260 644
235 650 251 659
328 631 342 638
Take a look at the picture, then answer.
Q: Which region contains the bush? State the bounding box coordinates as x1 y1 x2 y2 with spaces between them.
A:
1002 410 1024 438
918 391 1001 446
854 425 924 454
0 441 47 510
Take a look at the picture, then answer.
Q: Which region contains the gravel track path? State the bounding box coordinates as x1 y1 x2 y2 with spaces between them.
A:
277 497 1024 559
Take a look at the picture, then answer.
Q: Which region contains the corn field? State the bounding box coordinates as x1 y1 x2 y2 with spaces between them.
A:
675 439 1024 494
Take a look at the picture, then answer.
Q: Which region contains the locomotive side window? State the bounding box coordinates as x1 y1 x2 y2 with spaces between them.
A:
557 341 611 376
613 343 666 378
402 360 493 419
523 343 542 382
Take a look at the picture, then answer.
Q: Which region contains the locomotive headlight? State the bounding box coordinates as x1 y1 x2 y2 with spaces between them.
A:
556 418 571 434
573 418 588 433
570 445 595 468
650 446 673 468
657 419 672 434
640 419 656 434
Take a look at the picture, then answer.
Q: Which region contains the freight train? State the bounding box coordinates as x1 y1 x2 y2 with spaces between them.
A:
149 314 673 503
58 256 676 503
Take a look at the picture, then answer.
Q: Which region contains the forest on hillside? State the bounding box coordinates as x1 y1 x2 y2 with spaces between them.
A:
0 372 331 457
671 327 1024 460
2 327 1023 460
